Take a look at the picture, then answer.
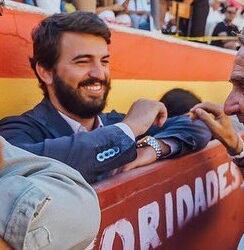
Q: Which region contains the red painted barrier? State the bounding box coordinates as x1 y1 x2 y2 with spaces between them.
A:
94 141 244 249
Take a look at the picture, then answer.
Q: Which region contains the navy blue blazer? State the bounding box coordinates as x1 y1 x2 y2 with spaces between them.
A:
0 99 211 183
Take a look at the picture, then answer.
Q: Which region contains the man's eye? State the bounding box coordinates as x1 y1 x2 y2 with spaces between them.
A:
76 61 89 64
102 60 109 65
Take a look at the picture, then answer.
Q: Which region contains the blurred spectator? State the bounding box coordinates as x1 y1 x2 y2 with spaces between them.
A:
113 0 166 31
190 0 210 36
24 0 61 13
62 0 76 13
159 88 201 117
228 0 243 9
97 0 132 27
97 0 128 14
162 3 177 34
159 0 170 29
233 7 244 30
74 0 96 12
178 0 209 36
211 4 240 49
117 0 151 30
162 18 177 34
205 0 225 37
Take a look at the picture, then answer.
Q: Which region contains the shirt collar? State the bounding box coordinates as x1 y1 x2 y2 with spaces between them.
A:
58 111 103 133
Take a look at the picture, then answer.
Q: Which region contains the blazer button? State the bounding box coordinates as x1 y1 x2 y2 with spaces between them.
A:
108 149 115 157
114 147 120 154
96 153 104 162
103 150 110 159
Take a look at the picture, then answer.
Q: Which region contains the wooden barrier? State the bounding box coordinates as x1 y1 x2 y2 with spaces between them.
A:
94 141 244 249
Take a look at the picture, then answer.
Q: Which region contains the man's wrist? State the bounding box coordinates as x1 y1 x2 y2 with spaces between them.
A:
229 136 244 158
137 136 162 159
158 140 171 157
136 136 171 160
230 138 244 168
226 134 243 156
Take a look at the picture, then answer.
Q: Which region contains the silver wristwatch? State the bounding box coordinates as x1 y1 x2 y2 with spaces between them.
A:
136 136 162 159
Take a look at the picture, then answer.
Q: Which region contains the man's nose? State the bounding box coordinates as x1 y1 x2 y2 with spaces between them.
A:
88 63 105 80
224 89 240 115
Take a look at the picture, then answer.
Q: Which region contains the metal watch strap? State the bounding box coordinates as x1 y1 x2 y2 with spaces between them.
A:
137 136 162 159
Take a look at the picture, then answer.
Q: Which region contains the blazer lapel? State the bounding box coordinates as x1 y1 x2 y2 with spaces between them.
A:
27 98 74 137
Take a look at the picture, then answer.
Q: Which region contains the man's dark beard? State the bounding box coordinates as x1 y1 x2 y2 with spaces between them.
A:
53 74 111 119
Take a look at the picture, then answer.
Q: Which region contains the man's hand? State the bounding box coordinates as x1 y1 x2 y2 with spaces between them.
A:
123 99 167 138
122 147 157 172
190 102 242 155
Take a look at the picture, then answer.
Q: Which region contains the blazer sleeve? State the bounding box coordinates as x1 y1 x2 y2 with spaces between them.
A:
0 121 137 184
147 114 212 157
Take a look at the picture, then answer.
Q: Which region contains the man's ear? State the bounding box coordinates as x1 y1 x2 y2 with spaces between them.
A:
36 63 53 85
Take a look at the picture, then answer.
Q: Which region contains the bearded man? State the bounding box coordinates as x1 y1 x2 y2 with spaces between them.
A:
0 12 211 183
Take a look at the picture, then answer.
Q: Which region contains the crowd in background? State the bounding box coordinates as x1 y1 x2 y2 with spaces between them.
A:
14 0 244 50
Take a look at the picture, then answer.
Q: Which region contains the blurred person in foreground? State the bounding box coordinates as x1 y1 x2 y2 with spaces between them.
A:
0 136 100 249
211 4 240 49
191 28 244 169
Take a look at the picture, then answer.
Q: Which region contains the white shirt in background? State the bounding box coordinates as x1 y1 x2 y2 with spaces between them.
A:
116 0 151 11
36 0 61 14
233 10 244 31
205 7 224 36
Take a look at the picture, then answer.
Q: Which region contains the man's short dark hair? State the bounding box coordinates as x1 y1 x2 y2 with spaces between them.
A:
30 11 111 97
160 88 201 118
